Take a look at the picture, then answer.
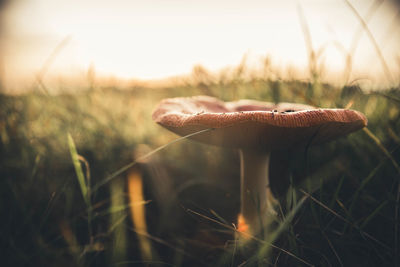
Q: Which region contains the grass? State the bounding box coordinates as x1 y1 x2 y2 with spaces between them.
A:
1 71 399 266
1 3 399 263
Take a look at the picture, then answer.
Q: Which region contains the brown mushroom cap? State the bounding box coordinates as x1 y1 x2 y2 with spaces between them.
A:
152 95 367 150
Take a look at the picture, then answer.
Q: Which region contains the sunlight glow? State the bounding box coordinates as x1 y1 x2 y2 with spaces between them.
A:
237 213 250 236
1 0 399 91
128 168 153 261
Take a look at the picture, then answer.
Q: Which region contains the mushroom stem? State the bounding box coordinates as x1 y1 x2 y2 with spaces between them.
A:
239 149 276 237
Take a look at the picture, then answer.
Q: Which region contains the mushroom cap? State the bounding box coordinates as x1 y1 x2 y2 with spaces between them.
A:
152 95 367 150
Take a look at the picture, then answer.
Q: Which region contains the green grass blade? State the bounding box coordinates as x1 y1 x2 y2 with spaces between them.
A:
257 196 307 262
67 133 88 205
348 161 384 215
360 200 388 229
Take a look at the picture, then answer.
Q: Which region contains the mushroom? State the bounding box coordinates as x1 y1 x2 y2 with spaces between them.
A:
152 95 367 237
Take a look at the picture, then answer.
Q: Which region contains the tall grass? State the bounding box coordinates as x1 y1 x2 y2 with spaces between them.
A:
1 2 400 266
1 71 399 265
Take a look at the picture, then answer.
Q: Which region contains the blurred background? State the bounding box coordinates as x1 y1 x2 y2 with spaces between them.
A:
1 1 400 266
0 0 399 92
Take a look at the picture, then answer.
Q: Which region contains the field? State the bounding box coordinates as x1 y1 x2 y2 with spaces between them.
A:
1 70 399 267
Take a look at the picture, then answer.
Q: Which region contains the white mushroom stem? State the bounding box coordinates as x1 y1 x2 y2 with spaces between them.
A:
239 149 276 237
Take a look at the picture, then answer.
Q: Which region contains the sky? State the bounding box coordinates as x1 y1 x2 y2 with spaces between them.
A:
1 0 399 92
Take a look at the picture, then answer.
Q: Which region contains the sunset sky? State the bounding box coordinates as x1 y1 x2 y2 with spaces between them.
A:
1 0 399 92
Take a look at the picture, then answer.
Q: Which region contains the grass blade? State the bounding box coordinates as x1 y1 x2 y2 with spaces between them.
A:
360 200 388 229
343 0 394 84
68 133 93 247
257 196 307 262
128 168 154 262
67 133 88 204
